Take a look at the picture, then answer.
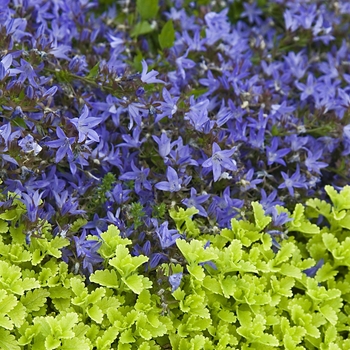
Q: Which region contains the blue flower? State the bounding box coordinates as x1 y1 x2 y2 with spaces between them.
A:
45 127 75 163
202 142 237 182
21 190 43 222
119 161 152 194
140 59 165 84
155 166 183 192
73 229 103 274
155 221 181 250
266 137 290 166
18 134 42 155
304 149 328 174
155 88 179 122
169 272 183 292
303 258 324 278
70 105 101 143
278 165 308 196
182 188 210 217
152 132 174 159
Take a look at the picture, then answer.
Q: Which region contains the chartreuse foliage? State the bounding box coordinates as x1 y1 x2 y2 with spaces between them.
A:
1 187 350 348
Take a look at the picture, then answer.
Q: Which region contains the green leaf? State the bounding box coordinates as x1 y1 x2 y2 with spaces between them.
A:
99 225 131 259
60 337 91 350
252 202 271 230
109 246 148 277
11 117 27 129
131 21 153 38
319 304 338 325
0 220 8 233
202 276 222 295
159 20 175 49
90 270 120 289
59 312 79 338
176 238 218 264
273 242 295 266
95 326 119 349
87 304 104 324
21 289 50 312
120 329 136 344
86 62 100 79
187 264 205 281
279 263 302 278
136 0 159 20
169 207 199 233
70 218 88 233
0 329 20 350
255 333 279 346
45 334 61 349
291 203 304 226
122 274 152 294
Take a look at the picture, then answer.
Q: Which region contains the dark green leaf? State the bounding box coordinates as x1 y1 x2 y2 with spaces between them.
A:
159 20 175 50
136 0 159 20
131 21 154 38
86 62 100 79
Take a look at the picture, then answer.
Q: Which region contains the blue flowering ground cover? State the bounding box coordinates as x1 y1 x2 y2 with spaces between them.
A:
1 0 350 348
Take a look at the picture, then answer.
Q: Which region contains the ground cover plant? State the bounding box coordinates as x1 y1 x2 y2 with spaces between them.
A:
1 0 350 348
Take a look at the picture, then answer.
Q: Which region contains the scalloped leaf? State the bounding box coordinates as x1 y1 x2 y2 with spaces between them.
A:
90 270 120 289
252 202 271 231
21 289 50 312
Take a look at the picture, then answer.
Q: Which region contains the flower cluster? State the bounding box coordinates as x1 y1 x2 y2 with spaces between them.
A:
0 0 350 274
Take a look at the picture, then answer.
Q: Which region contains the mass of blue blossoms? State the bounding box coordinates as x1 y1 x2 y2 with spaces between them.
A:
1 0 350 276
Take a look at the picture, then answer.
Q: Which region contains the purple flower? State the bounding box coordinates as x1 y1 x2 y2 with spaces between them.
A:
155 221 181 250
90 94 119 123
303 258 324 278
202 142 237 182
260 189 284 215
84 214 108 237
118 126 146 148
208 187 244 227
149 253 168 269
46 127 75 163
176 49 196 80
284 9 299 31
284 51 307 79
119 161 152 194
155 88 179 122
271 101 295 119
270 207 293 226
182 29 206 52
70 105 100 143
108 184 131 205
239 168 263 192
241 2 262 24
266 138 290 166
21 190 43 222
108 33 124 49
182 188 210 217
18 134 42 155
278 165 308 196
73 229 103 274
152 132 174 159
15 59 39 87
199 70 220 96
140 60 165 84
155 166 183 192
305 149 328 174
295 74 318 101
205 8 231 45
169 272 183 292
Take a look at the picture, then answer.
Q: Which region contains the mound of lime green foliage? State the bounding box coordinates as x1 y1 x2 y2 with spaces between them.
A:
0 186 349 349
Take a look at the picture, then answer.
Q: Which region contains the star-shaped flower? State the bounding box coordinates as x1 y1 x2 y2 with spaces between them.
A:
202 142 237 182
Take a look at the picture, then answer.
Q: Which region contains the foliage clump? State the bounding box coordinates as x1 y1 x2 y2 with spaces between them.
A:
0 187 349 348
